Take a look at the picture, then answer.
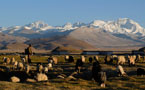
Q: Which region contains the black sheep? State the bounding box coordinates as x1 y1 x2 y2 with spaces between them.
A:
89 57 93 63
92 61 106 87
137 68 145 76
75 59 83 73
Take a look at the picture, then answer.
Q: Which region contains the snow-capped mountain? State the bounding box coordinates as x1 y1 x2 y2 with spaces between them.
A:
0 18 144 50
90 18 145 36
25 21 54 31
0 18 145 37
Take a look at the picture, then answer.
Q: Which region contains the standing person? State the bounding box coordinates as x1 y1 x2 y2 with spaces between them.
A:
25 44 33 64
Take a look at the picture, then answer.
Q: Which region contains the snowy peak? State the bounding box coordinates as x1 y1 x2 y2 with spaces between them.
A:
0 18 145 36
63 23 73 30
90 20 106 27
73 22 86 27
25 21 54 31
92 18 145 36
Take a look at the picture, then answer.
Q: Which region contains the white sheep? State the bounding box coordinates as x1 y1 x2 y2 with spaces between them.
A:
37 64 43 73
17 62 24 70
21 58 26 65
81 56 86 62
116 65 127 76
47 63 53 70
65 55 69 62
13 61 18 70
44 67 48 74
11 57 15 64
52 57 58 64
36 73 48 82
25 64 30 73
128 55 136 66
94 56 99 61
117 56 126 65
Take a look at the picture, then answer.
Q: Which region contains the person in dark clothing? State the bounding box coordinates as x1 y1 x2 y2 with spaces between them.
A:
25 44 33 64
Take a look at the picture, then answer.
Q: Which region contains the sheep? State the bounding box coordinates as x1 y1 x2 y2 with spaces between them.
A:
52 56 58 64
37 63 43 73
48 57 53 64
135 54 141 62
17 62 24 71
89 57 93 63
47 63 53 70
75 59 83 73
116 65 127 76
81 55 85 62
117 56 126 65
3 57 7 62
128 55 136 66
94 56 99 61
3 57 11 65
92 61 101 76
21 57 26 65
98 72 107 88
10 57 15 64
65 55 69 62
44 66 48 74
92 61 106 87
68 56 74 62
35 73 48 82
137 68 145 76
111 55 118 61
25 64 30 74
13 61 18 70
104 55 112 64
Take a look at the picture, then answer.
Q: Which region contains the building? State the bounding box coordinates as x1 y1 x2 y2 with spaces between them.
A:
82 51 113 55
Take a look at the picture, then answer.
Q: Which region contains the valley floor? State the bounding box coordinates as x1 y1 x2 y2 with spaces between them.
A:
0 55 144 90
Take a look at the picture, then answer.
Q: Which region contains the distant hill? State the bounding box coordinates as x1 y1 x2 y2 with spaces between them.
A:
68 27 143 48
51 46 82 53
0 33 27 49
26 36 95 50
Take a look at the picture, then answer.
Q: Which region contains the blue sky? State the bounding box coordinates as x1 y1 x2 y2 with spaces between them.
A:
0 0 145 27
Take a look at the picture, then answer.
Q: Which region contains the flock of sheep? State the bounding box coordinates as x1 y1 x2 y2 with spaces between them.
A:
0 54 145 88
65 54 145 87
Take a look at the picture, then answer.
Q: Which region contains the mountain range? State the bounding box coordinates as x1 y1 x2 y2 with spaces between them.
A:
0 18 144 51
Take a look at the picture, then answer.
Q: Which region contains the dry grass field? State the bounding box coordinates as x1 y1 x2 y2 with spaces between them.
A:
0 55 144 90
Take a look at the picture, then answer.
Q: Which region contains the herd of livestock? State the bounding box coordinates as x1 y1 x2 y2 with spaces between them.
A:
0 54 145 88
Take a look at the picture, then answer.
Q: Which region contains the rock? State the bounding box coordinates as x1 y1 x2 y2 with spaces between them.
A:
66 75 77 81
26 78 36 83
57 74 66 79
10 76 20 83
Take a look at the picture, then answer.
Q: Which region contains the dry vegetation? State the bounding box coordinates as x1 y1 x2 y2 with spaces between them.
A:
0 55 145 90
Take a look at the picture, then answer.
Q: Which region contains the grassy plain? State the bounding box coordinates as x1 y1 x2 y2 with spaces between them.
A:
0 55 144 90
